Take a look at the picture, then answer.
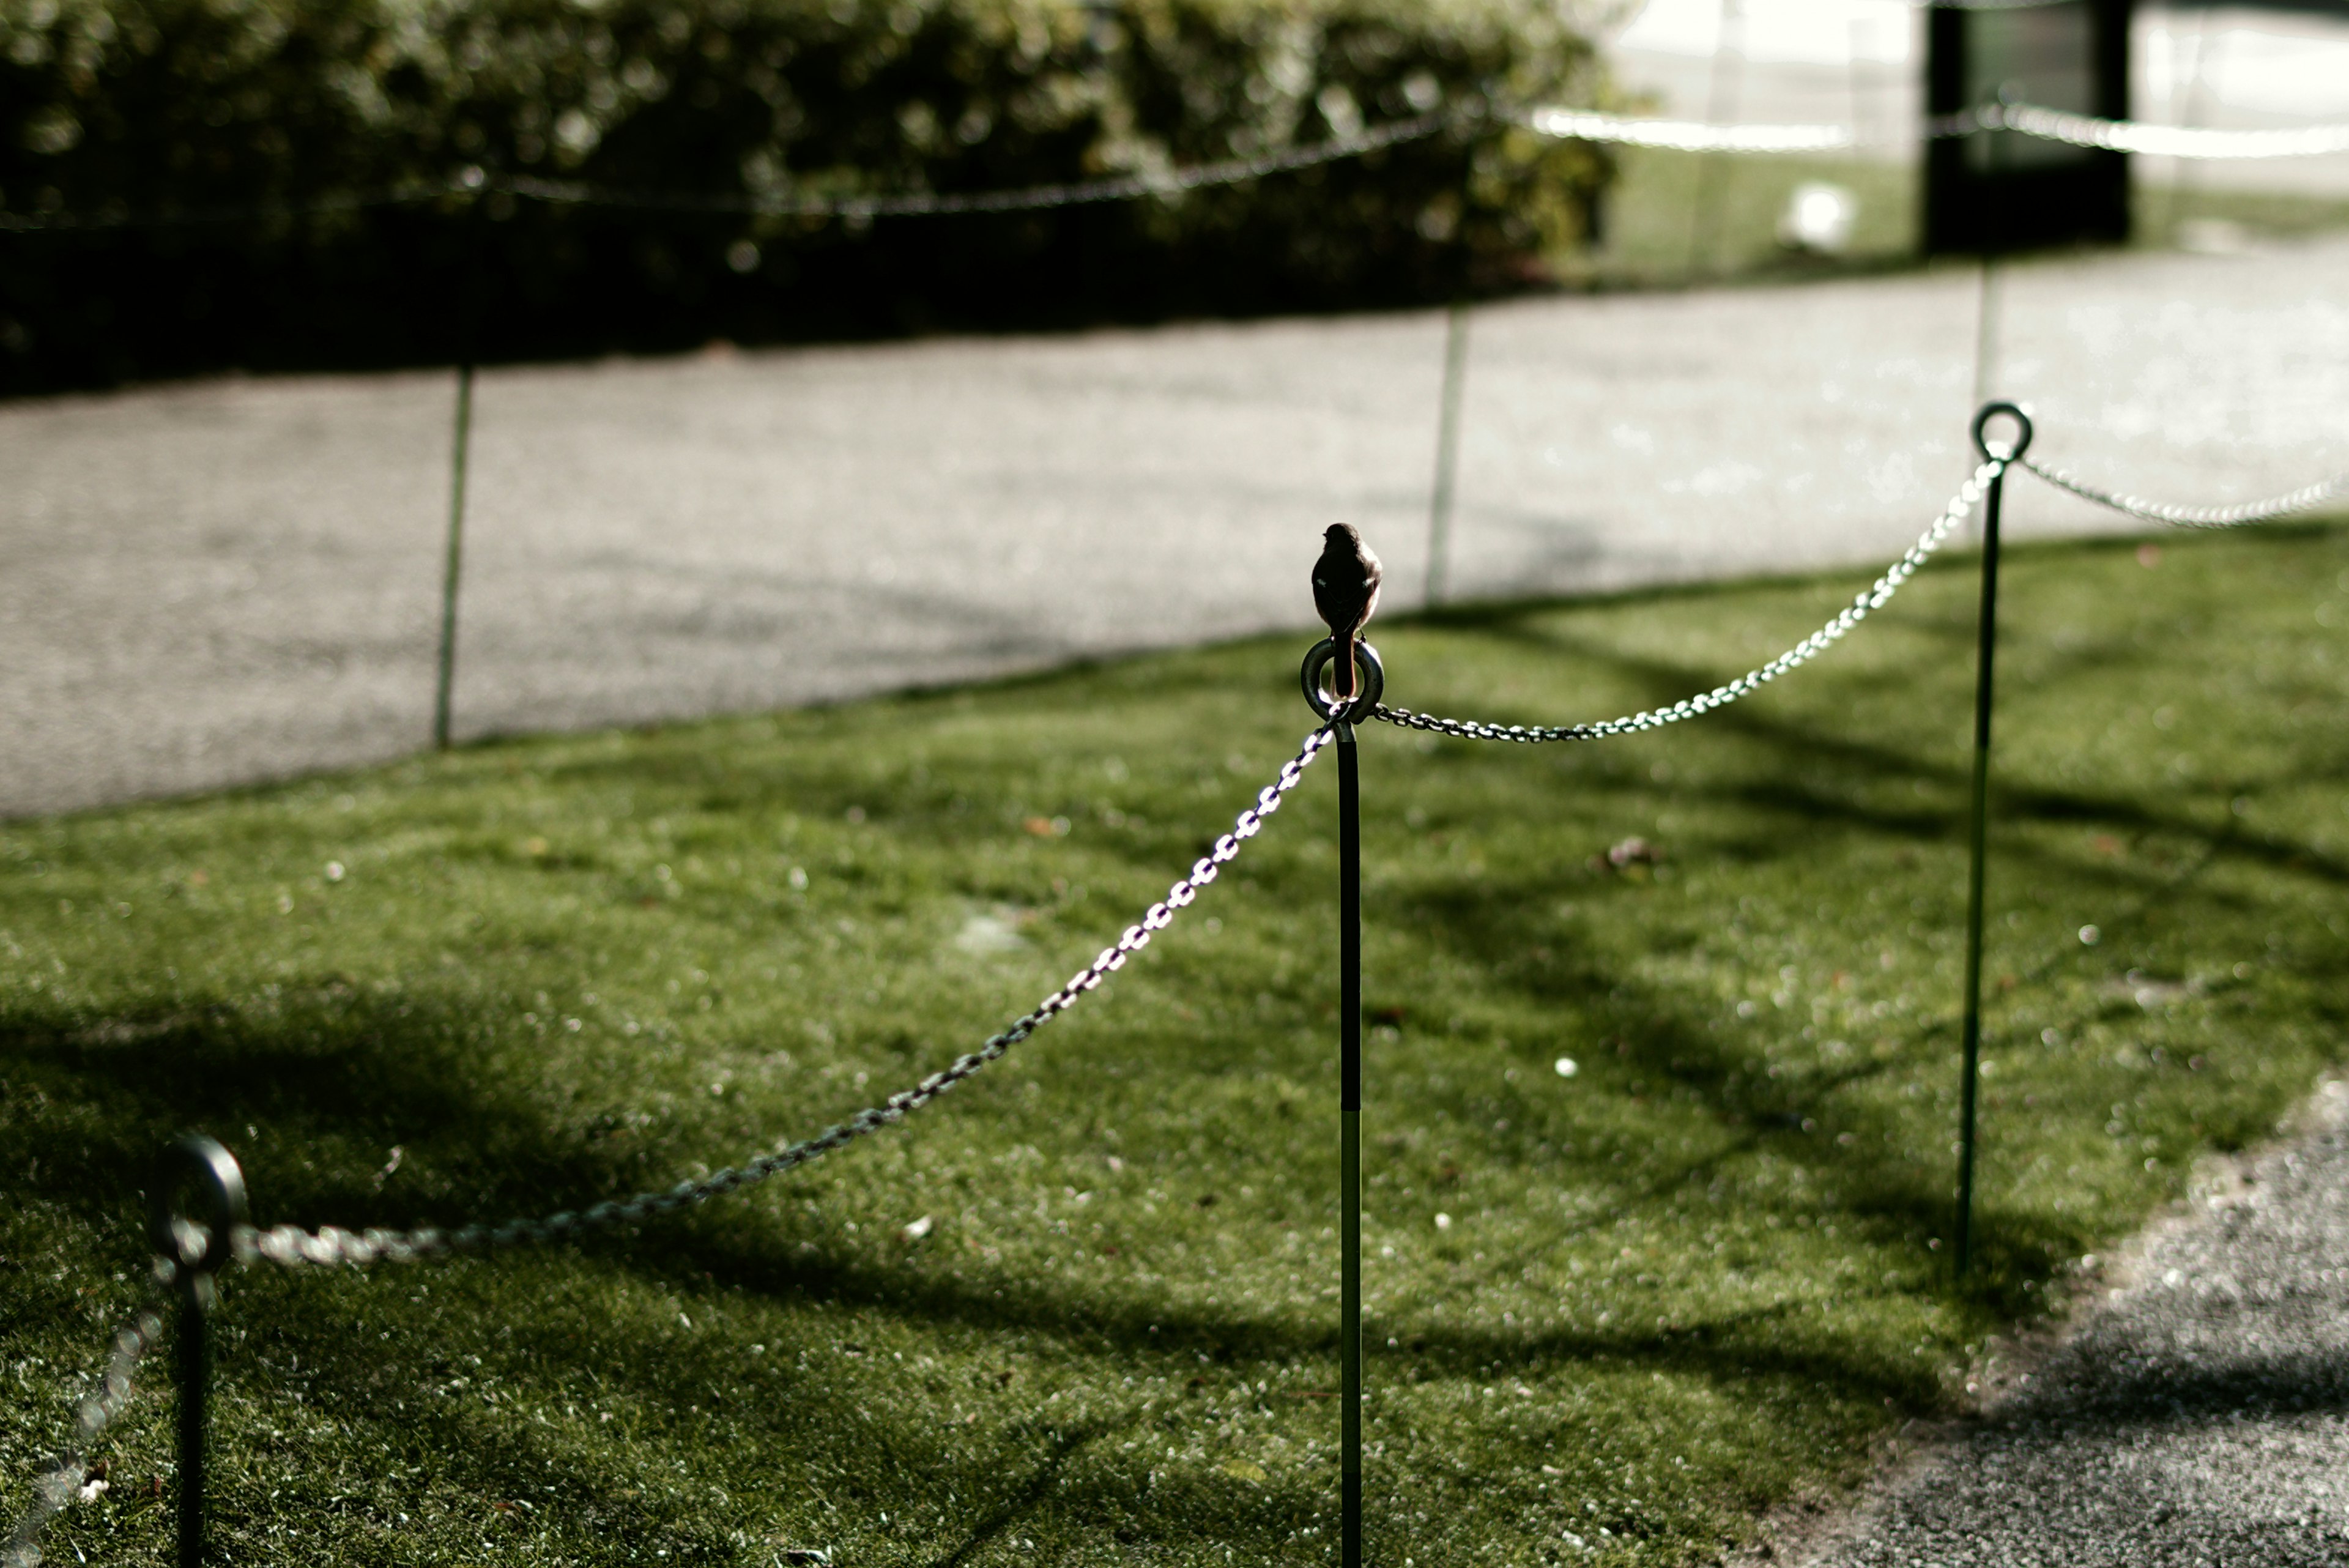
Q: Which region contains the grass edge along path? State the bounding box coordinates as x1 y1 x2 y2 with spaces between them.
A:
5 521 2349 1566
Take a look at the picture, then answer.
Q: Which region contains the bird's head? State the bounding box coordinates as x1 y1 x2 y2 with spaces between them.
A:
1324 524 1357 544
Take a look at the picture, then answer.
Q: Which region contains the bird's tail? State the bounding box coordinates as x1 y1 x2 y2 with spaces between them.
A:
1335 633 1359 704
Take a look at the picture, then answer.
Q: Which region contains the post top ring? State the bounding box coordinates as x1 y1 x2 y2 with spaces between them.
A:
148 1133 248 1277
1299 639 1384 726
1972 400 2035 463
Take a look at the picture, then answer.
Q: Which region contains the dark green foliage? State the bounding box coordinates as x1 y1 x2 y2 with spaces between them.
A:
0 0 1609 392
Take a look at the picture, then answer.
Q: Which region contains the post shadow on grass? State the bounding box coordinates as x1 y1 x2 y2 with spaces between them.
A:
12 537 2349 1558
0 945 1991 1564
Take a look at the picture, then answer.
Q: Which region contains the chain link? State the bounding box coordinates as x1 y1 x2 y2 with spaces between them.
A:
1967 102 2349 162
1519 106 1855 155
1371 463 2002 743
500 110 1452 220
0 111 1452 234
231 729 1332 1270
2022 456 2349 530
18 89 2348 236
2 1296 168 1568
1523 100 2349 162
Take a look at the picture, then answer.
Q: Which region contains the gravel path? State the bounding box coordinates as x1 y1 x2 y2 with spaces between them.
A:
4 234 2347 819
1776 1082 2349 1567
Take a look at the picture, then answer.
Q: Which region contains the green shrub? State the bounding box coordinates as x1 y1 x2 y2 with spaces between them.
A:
0 0 1612 392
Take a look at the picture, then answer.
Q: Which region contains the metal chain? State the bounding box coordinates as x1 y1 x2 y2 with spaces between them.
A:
0 111 1452 234
1371 463 2002 743
1523 101 2349 162
2022 456 2349 530
232 729 1332 1270
21 89 2349 236
1969 102 2349 161
2 1296 168 1568
500 110 1452 220
1519 107 1856 155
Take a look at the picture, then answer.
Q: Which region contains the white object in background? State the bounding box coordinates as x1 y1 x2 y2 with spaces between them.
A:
1778 180 1858 253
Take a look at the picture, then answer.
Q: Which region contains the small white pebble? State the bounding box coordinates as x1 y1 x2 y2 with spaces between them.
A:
2079 924 2101 946
901 1215 934 1241
324 861 344 882
1554 1057 1578 1078
1434 1213 1453 1230
77 1478 108 1504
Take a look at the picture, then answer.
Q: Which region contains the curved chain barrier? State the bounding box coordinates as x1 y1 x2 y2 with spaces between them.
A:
2 1300 168 1568
1978 102 2349 162
0 112 1453 234
1518 106 1855 155
2021 456 2349 530
232 729 1332 1270
1371 463 2001 743
1520 100 2349 162
501 110 1452 220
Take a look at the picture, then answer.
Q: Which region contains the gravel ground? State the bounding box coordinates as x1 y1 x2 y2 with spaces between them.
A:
1772 1082 2349 1568
3 233 2347 819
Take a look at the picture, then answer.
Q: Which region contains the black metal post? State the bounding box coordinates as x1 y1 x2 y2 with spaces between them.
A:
434 182 488 752
1425 304 1469 606
148 1135 247 1568
432 360 473 752
172 1268 212 1568
1688 0 1746 277
1299 637 1381 1568
1956 401 2030 1279
1338 718 1362 1568
1970 95 2006 418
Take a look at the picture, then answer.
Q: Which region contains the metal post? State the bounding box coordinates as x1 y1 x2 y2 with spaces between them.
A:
432 360 473 752
172 1267 211 1568
1969 96 2006 418
1299 637 1381 1568
1688 0 1745 277
1955 401 2030 1279
1425 304 1469 606
1970 261 2001 412
1338 718 1362 1568
147 1135 247 1568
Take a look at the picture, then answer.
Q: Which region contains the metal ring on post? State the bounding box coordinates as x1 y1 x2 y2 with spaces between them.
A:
148 1135 247 1277
1971 401 2034 463
1299 639 1384 726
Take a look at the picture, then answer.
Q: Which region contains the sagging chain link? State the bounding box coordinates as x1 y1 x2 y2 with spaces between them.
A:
2022 456 2349 530
1959 102 2349 162
1520 100 2349 163
2 1298 168 1568
1518 107 1855 155
502 110 1451 221
231 729 1333 1271
0 110 1452 233
1371 463 2002 743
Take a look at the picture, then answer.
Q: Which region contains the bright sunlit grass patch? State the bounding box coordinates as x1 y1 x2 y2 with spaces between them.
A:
4 523 2348 1565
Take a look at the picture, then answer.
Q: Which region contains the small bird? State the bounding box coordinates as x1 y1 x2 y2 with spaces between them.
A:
1312 524 1383 704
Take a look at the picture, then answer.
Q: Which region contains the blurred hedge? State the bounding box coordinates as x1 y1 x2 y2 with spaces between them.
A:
0 0 1612 394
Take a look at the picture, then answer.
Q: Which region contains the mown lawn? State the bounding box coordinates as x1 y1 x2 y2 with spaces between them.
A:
4 522 2347 1566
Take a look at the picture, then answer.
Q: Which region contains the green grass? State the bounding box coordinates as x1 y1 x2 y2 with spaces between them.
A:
1565 145 2349 287
6 523 2349 1566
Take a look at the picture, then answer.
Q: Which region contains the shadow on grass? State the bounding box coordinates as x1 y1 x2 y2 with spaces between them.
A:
9 529 2349 1556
